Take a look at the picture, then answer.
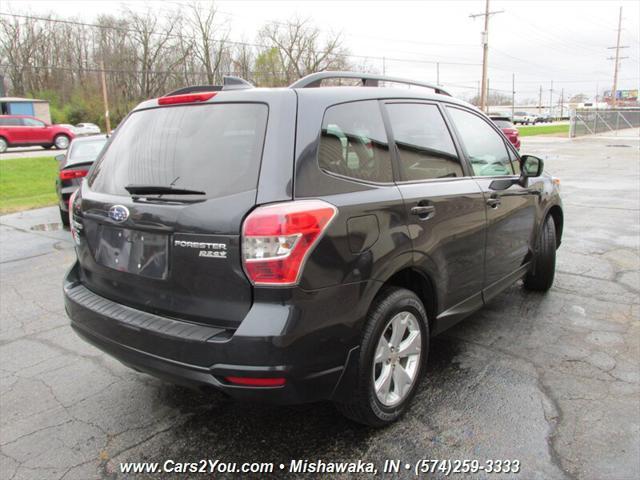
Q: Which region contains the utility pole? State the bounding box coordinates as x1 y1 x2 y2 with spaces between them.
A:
470 0 503 113
560 88 564 119
511 73 515 119
382 57 386 75
487 78 490 112
538 85 542 114
607 6 628 107
436 62 440 85
549 80 553 118
100 61 111 134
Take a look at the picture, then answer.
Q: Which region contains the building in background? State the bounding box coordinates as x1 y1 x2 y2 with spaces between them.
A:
0 97 52 123
603 89 639 107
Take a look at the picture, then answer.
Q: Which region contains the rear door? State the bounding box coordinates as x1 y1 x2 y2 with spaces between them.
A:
383 101 487 327
445 106 539 300
9 118 31 144
75 97 291 328
22 117 47 143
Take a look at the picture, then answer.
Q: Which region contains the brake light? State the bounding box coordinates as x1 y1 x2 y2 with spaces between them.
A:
158 92 216 105
225 376 286 387
242 200 337 286
60 169 88 180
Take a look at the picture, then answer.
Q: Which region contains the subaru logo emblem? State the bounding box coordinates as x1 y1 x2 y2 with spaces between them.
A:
108 205 129 223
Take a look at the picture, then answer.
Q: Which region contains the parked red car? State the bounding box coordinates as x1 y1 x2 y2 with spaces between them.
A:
0 115 76 153
490 116 521 150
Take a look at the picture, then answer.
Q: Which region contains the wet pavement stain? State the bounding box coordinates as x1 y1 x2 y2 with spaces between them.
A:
30 222 63 232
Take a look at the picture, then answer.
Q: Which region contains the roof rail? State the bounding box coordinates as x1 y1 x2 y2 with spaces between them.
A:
289 71 452 96
164 76 254 96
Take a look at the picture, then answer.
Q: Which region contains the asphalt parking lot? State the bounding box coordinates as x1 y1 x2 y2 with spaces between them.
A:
1 133 638 480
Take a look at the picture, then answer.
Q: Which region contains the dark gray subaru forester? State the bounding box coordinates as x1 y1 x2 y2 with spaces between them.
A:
64 72 563 426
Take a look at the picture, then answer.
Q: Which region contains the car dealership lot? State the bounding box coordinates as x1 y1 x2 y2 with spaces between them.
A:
1 134 638 479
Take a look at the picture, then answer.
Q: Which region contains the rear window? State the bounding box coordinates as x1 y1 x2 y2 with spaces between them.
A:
89 103 268 198
67 139 107 165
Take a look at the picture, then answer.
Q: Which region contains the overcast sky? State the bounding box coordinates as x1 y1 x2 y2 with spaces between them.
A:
7 0 640 102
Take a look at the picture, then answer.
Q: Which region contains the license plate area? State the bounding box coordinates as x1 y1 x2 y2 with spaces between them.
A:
93 225 168 279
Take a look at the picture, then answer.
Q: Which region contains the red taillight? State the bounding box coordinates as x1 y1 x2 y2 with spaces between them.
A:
60 169 88 180
242 200 337 286
225 376 286 387
158 92 216 105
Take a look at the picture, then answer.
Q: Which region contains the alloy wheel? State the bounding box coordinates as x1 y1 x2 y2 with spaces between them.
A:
372 311 422 407
55 136 69 149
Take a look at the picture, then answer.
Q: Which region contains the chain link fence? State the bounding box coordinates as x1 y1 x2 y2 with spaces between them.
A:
569 109 640 137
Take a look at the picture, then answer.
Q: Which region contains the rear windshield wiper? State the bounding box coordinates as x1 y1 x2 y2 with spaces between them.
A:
124 184 206 196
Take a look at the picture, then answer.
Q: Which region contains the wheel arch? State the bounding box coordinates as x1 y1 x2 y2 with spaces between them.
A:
547 204 563 248
378 267 437 333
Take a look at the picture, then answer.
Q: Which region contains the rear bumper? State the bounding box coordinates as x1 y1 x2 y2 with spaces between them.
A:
64 261 364 404
58 183 79 212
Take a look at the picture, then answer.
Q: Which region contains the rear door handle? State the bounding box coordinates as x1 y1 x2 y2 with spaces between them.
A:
410 205 436 219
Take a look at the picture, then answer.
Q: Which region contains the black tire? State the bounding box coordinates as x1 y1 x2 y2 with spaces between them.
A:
60 207 70 228
524 216 556 291
335 286 429 427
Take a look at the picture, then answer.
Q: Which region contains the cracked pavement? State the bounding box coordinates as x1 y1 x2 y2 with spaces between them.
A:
1 133 639 479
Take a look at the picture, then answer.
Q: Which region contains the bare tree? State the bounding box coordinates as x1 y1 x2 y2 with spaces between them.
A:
125 7 188 98
0 14 48 94
0 9 354 125
232 40 254 82
188 1 229 84
256 18 350 86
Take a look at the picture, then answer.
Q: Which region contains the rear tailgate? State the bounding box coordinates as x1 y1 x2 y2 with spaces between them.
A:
73 91 296 329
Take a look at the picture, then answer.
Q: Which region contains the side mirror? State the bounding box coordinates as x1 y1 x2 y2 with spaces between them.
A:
55 154 65 163
519 155 544 184
489 178 517 191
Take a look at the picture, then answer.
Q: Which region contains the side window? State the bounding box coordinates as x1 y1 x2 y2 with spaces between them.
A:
385 103 462 181
0 118 22 126
319 101 392 183
447 107 514 177
23 118 45 127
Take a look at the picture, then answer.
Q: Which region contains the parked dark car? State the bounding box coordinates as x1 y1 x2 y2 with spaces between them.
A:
55 135 108 227
64 72 563 427
0 115 76 153
490 116 521 150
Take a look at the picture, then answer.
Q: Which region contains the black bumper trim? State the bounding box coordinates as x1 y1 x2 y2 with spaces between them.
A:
66 282 227 342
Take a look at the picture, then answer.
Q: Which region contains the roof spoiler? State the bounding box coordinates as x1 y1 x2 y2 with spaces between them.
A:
164 76 254 97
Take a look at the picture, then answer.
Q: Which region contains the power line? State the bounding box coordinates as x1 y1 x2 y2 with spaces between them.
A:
0 11 482 68
0 63 289 76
